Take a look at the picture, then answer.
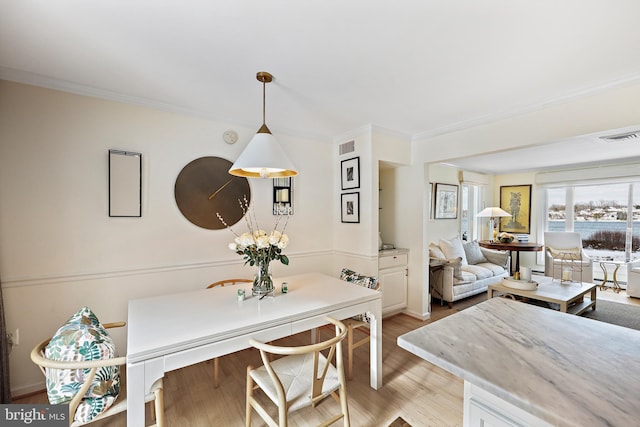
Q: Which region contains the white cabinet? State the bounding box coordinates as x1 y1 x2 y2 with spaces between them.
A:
464 382 551 427
378 249 408 316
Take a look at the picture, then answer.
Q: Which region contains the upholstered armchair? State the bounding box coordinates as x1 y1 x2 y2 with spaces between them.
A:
544 232 593 283
626 260 640 298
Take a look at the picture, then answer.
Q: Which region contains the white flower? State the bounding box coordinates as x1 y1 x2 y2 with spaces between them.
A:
236 232 254 249
269 231 282 245
255 234 270 249
276 234 289 249
228 243 237 251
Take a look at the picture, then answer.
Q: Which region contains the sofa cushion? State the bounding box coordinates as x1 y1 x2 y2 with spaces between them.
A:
454 271 476 285
439 236 468 266
475 262 506 276
461 264 493 280
463 240 487 265
45 307 120 423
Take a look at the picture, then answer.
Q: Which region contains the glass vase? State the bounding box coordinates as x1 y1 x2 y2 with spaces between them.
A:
252 261 274 297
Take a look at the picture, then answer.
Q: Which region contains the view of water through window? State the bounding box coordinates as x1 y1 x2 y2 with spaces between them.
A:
546 182 640 284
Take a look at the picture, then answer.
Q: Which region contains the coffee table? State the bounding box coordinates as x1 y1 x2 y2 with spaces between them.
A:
487 275 596 315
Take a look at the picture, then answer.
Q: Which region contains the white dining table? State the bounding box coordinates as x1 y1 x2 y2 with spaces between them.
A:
126 271 383 426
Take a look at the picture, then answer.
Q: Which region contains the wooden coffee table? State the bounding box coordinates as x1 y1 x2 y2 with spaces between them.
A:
487 275 596 315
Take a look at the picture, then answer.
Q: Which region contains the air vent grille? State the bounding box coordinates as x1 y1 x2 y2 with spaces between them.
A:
598 131 639 142
339 140 355 155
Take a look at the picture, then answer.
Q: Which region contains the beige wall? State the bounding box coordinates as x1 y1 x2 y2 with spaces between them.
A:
0 81 336 396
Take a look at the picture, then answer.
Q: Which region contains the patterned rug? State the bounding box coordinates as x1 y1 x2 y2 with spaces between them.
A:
388 416 412 427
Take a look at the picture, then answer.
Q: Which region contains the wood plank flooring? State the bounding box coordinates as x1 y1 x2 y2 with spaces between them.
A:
15 288 639 426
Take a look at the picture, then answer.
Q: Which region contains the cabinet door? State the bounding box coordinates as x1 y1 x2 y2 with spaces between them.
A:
379 267 407 314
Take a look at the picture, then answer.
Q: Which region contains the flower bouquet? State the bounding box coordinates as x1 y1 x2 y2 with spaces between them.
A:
218 198 290 297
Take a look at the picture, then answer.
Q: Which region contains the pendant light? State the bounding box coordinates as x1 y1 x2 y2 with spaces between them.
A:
229 71 298 178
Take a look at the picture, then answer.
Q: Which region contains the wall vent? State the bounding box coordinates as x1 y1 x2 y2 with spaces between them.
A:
598 131 639 142
339 140 355 155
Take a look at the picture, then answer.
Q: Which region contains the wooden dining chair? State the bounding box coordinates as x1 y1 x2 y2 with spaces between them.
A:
206 278 253 387
31 322 164 427
339 268 380 380
246 317 350 427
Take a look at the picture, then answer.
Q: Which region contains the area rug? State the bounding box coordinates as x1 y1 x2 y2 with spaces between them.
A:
388 417 412 427
581 300 640 331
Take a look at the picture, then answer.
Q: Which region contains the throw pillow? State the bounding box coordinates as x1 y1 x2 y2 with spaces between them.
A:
428 242 446 260
446 257 464 280
340 268 378 323
45 307 120 423
463 240 487 265
439 236 468 266
547 246 582 260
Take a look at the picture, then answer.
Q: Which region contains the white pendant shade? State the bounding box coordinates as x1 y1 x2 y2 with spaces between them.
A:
229 71 298 179
228 126 298 178
477 207 511 218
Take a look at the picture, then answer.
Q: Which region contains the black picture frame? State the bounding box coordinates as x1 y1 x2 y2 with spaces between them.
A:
434 183 458 219
341 156 360 190
341 192 360 223
273 177 293 215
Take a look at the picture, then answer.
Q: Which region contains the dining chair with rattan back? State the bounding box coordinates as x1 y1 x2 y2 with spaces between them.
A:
246 317 350 427
206 278 253 387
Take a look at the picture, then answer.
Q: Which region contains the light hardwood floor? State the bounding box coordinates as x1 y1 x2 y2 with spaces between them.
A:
15 288 640 426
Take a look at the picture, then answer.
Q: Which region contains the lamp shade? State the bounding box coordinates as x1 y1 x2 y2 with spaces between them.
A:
477 207 511 218
228 125 298 178
229 71 298 179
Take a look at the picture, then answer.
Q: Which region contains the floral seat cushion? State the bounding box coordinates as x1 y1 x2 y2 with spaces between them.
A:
45 307 120 423
340 268 379 323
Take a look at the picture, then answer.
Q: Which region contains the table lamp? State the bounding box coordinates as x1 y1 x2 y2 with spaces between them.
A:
477 207 512 242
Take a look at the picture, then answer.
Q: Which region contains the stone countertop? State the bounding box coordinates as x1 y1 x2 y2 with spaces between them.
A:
378 247 408 256
398 297 640 427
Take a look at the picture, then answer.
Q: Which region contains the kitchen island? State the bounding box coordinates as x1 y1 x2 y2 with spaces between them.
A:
398 297 640 426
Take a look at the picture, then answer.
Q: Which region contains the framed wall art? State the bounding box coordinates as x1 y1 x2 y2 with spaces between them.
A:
499 184 532 234
341 156 360 190
434 183 458 219
341 192 360 223
109 149 142 217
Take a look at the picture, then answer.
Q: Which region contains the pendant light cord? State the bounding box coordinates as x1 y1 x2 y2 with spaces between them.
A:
262 80 266 126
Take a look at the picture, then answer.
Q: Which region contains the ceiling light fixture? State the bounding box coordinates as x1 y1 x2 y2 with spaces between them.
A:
228 71 298 179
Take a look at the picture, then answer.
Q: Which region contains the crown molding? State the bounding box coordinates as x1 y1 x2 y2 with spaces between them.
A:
413 72 640 142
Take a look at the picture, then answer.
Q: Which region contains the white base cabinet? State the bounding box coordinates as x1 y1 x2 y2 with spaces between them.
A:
464 382 551 427
378 249 408 316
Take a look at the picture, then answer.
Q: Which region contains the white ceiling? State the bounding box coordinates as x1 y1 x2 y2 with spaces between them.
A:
2 1 640 173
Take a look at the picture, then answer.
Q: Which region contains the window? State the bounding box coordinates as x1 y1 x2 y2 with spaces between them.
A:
544 182 640 283
460 183 485 242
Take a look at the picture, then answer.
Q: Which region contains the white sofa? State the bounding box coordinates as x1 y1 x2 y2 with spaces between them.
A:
430 236 509 307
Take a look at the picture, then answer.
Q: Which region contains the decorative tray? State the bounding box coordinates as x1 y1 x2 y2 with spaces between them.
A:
502 277 538 290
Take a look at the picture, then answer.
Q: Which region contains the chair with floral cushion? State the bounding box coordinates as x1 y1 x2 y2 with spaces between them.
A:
339 268 380 380
207 278 253 387
30 307 164 426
